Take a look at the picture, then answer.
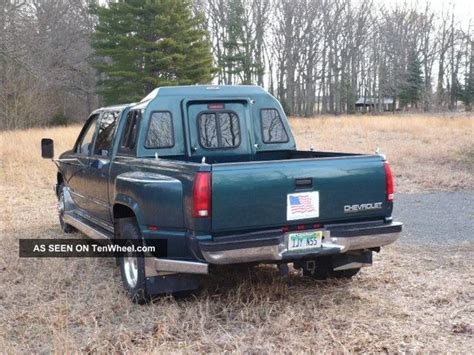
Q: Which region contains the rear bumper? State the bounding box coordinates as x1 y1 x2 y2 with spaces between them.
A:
198 221 402 265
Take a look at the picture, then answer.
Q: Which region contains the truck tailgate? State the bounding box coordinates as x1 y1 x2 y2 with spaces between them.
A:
211 155 390 232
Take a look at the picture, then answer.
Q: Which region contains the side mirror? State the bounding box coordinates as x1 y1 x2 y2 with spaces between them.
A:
41 138 54 159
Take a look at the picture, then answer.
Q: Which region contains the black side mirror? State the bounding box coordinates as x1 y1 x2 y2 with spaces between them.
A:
41 138 54 159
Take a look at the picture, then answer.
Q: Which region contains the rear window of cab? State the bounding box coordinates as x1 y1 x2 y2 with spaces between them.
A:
198 111 241 149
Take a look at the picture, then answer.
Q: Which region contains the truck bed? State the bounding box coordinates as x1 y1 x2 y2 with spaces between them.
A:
161 149 365 164
147 150 388 233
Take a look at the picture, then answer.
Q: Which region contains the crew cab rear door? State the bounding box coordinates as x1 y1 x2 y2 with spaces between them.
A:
85 110 121 223
66 113 100 214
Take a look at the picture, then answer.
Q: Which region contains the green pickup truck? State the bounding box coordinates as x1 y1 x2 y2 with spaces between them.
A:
42 85 402 303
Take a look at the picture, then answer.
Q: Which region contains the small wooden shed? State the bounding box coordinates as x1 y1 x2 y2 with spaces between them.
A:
355 97 395 112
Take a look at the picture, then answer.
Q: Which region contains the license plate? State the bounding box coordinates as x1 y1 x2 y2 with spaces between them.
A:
288 231 323 251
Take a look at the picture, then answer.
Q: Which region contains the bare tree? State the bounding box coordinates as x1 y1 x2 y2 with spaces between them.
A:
0 0 97 129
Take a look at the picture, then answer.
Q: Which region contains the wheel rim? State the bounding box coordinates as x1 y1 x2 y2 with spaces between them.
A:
57 192 65 224
123 249 138 288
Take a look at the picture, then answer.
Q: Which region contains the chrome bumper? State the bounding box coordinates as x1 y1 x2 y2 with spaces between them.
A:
199 222 402 265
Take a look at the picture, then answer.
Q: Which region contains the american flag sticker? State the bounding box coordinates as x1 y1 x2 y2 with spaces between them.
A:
287 191 319 220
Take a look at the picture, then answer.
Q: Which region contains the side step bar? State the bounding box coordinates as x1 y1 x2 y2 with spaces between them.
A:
63 212 209 275
63 212 112 240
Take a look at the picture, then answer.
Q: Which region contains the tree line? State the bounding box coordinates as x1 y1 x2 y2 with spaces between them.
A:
0 0 473 129
201 0 474 115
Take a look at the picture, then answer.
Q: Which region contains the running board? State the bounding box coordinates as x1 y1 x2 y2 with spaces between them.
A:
63 212 112 241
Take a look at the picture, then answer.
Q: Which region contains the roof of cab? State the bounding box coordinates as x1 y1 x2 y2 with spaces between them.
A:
94 85 271 113
130 85 271 110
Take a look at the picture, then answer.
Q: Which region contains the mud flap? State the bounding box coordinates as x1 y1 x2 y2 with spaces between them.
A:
331 250 372 271
145 274 201 295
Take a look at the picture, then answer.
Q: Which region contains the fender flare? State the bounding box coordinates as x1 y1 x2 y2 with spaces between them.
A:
113 171 184 229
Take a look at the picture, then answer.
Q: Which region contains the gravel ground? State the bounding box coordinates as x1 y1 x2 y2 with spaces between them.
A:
394 191 474 246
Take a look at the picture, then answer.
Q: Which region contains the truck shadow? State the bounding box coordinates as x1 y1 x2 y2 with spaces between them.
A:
169 263 356 303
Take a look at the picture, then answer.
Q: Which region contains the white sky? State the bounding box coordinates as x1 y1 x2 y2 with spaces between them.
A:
99 0 472 28
385 0 473 28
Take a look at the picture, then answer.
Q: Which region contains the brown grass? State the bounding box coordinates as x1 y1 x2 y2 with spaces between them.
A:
0 115 473 353
291 114 474 192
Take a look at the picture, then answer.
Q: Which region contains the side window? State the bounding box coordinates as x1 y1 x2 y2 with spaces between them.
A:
119 110 141 154
76 115 99 155
145 112 174 148
198 111 240 149
260 109 289 143
93 111 120 156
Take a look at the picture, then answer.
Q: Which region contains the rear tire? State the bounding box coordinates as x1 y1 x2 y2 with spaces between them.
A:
118 219 149 304
57 184 74 233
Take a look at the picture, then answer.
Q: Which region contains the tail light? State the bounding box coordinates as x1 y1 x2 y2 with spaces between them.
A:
384 161 395 201
193 172 211 218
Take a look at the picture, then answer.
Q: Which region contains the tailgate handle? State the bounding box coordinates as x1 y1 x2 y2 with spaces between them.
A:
295 178 313 189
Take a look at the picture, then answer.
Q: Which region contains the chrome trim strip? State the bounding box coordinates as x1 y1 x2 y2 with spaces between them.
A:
69 189 88 200
145 258 208 276
63 213 111 241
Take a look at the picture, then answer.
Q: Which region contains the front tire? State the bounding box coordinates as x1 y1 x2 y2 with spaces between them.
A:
57 184 74 233
118 219 149 304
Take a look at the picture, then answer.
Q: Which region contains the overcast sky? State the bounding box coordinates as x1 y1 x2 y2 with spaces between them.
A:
98 0 473 29
384 0 473 28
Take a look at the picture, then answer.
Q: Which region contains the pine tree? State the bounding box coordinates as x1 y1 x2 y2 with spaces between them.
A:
399 50 424 108
91 0 215 104
222 0 259 85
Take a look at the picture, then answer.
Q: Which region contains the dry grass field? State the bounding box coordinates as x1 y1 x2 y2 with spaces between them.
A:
291 114 474 193
0 114 473 353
